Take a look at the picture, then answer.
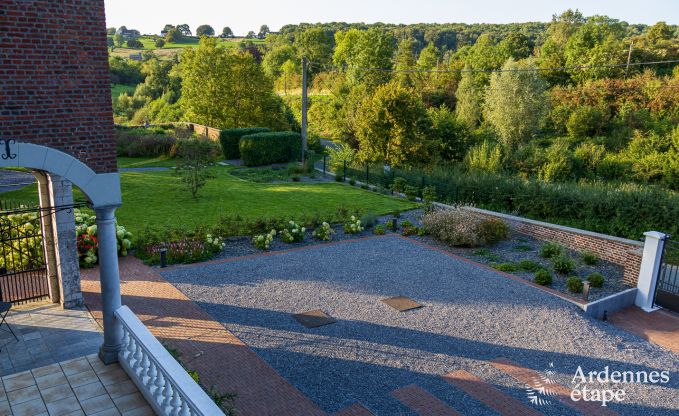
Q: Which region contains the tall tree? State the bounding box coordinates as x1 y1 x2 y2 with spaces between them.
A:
221 27 234 38
295 28 334 76
258 25 271 39
564 15 626 82
176 24 192 36
455 67 485 128
394 37 417 87
484 58 550 147
180 37 290 129
334 28 395 89
196 25 215 37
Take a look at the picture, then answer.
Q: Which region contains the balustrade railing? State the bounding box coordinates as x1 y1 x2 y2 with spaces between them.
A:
115 306 224 416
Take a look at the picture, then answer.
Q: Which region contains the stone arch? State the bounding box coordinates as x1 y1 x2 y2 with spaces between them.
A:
0 141 121 207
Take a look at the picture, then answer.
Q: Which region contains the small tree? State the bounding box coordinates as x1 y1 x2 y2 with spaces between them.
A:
114 33 124 47
196 25 215 37
258 25 270 39
155 38 166 48
246 31 257 39
222 27 233 38
175 140 215 199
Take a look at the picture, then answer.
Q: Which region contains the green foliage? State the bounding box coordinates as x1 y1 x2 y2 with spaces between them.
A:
567 276 584 293
196 25 215 37
239 132 302 166
174 139 219 198
280 221 306 243
514 244 533 252
180 38 292 130
566 106 609 139
373 224 386 235
456 69 485 128
422 186 438 204
219 128 271 160
484 58 550 147
429 105 469 162
582 250 599 265
466 141 503 173
334 28 395 88
326 142 357 172
538 139 574 182
312 222 335 241
534 269 553 286
343 215 365 234
403 185 419 201
252 230 277 250
478 218 510 244
540 242 564 259
355 82 433 167
360 212 378 228
491 262 519 272
423 207 508 247
552 254 576 274
587 272 605 288
392 177 408 193
518 259 542 272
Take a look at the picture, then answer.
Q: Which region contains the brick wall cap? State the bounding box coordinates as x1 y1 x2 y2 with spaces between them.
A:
643 231 669 240
432 202 644 248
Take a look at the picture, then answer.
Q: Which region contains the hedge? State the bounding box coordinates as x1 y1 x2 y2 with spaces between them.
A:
239 132 302 167
219 128 270 159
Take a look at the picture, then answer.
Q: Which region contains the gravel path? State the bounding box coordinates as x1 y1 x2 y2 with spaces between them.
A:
162 236 679 415
0 169 35 192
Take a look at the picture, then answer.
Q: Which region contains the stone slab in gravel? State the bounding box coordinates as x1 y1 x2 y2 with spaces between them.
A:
162 235 679 416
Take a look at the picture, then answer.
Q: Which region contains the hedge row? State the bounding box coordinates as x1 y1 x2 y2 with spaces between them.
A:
338 163 679 240
219 128 270 159
239 132 302 166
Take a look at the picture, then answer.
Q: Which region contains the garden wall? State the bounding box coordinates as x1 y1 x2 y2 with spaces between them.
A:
184 123 221 141
433 203 645 286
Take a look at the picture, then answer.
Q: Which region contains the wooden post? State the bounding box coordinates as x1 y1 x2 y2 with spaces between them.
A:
301 56 308 163
626 41 634 77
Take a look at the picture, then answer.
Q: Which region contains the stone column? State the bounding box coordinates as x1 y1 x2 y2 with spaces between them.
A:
95 205 124 364
635 231 668 312
48 175 83 308
34 171 60 304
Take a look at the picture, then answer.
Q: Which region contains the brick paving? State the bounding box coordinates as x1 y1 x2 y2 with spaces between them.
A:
441 370 543 416
490 358 619 416
81 256 325 416
332 403 374 416
390 385 462 416
609 307 679 354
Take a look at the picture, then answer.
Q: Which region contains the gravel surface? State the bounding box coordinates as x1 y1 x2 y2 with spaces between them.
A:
163 236 679 416
0 169 35 192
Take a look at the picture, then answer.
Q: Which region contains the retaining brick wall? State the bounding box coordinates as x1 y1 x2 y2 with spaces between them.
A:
433 204 644 286
0 0 116 173
185 123 221 141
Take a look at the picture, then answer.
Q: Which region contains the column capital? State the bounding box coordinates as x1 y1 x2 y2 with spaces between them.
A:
94 205 119 223
643 231 668 240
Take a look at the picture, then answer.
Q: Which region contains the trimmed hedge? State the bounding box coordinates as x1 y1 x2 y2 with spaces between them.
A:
219 128 270 159
240 132 302 167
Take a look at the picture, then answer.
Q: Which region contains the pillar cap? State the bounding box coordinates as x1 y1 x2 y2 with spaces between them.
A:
643 231 668 240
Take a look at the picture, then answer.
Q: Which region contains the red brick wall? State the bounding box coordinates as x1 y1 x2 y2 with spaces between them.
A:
454 206 645 286
0 0 116 173
185 123 221 141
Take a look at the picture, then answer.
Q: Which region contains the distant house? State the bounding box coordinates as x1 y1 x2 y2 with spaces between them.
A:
129 53 142 61
116 27 141 40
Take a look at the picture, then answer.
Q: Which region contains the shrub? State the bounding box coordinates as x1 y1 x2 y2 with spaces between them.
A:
115 128 176 157
492 263 518 272
567 277 584 293
349 178 356 186
252 230 276 250
514 244 532 252
582 250 598 265
401 225 420 236
422 186 438 203
126 39 144 48
312 222 335 241
155 38 166 48
540 242 564 259
291 175 301 182
280 221 306 243
335 174 343 182
587 272 605 288
344 216 364 234
392 177 408 193
423 207 509 247
360 212 378 228
239 132 301 167
404 185 419 201
478 219 509 244
74 209 132 267
552 255 576 274
219 128 270 159
534 269 553 286
373 225 386 235
518 259 542 272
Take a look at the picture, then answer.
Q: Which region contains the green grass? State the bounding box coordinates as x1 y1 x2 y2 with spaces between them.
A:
110 36 264 51
117 156 177 169
3 166 417 236
111 84 136 99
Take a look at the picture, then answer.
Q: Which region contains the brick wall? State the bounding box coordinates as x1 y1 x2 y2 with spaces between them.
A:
0 0 116 173
184 123 221 141
434 204 645 286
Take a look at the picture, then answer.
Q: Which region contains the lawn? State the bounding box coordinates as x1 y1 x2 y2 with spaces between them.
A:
117 156 177 169
3 164 417 237
111 84 136 99
108 36 265 60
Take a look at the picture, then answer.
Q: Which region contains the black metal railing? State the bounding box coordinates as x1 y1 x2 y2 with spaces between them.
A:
655 238 679 312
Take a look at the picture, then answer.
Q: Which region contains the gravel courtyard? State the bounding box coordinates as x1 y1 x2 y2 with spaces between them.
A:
162 235 679 416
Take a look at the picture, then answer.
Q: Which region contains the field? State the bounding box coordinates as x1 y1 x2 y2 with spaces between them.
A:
3 161 417 236
111 84 136 99
108 36 265 60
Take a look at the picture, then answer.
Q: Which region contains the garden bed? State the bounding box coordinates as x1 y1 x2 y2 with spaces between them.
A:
211 208 631 302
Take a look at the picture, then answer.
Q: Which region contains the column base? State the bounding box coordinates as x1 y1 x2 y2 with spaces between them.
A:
99 343 122 365
640 305 661 313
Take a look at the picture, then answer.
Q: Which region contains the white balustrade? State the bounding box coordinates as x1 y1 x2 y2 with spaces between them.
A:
114 306 225 416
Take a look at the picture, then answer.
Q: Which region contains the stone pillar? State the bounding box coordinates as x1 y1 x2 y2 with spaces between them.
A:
95 205 124 364
34 172 60 304
48 175 83 308
635 231 668 312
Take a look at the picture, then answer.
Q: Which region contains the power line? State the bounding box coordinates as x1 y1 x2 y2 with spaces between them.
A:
308 58 679 74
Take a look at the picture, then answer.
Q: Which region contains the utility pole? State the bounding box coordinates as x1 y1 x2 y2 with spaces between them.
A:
626 41 634 77
301 56 308 164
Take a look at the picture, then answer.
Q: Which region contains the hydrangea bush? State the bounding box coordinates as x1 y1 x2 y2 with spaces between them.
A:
312 222 335 241
280 221 306 243
74 209 132 267
252 230 276 250
0 211 44 272
343 216 364 234
206 234 226 251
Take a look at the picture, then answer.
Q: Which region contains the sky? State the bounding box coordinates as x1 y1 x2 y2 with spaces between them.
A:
104 0 679 36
